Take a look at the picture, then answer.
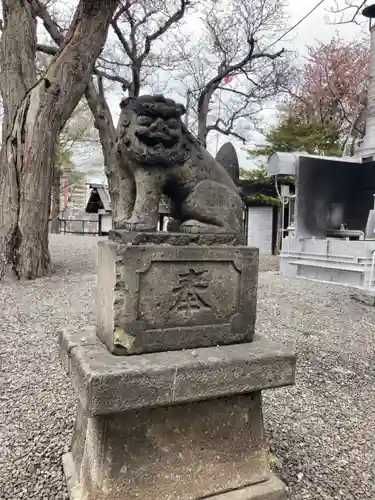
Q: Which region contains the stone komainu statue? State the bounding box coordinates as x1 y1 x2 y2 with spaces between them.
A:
115 94 244 234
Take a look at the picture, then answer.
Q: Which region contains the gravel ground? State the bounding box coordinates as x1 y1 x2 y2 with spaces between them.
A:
1 234 375 499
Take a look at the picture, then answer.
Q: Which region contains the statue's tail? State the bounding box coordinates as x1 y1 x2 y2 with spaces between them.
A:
215 142 240 185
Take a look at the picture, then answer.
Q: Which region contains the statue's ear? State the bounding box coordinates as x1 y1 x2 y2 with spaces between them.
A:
119 98 135 127
120 97 136 110
178 103 186 116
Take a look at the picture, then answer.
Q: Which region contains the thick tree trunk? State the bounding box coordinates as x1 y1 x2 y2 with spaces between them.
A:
0 0 119 279
50 164 61 234
0 0 37 279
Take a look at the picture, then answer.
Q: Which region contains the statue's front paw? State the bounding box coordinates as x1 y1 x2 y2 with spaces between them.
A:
115 218 157 232
125 222 157 232
180 219 221 234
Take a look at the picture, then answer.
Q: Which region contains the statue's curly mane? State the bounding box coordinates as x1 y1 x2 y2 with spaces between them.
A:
118 95 194 166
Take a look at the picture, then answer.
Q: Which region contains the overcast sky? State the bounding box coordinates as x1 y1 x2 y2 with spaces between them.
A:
232 0 368 169
286 0 365 50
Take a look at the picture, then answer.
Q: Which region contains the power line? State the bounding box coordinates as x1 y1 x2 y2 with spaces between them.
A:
266 0 327 51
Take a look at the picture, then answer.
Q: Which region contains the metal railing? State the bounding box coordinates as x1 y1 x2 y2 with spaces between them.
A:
49 218 100 236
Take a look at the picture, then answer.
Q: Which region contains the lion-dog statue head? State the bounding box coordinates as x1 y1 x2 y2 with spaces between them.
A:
117 94 193 166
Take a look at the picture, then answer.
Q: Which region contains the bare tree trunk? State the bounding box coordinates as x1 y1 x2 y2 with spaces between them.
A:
85 79 121 224
197 94 210 148
0 0 119 280
0 0 37 279
197 86 216 148
50 164 61 234
85 62 143 224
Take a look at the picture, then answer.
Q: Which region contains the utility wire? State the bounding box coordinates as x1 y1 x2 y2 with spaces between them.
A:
266 0 327 51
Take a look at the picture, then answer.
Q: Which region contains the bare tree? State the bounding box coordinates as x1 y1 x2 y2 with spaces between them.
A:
109 0 190 97
171 0 291 147
36 0 190 223
327 0 368 25
0 0 119 280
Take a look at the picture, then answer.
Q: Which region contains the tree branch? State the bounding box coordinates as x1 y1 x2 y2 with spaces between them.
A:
36 43 131 88
197 37 257 116
207 98 255 144
135 9 158 30
112 4 128 24
85 77 116 149
29 0 64 45
206 16 229 66
95 69 130 88
97 54 129 68
141 0 190 61
208 123 247 143
111 18 134 59
217 86 252 98
198 37 262 103
36 43 57 56
327 0 367 24
123 3 137 55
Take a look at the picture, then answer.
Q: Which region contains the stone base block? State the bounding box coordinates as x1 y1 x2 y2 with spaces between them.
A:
64 393 275 500
59 329 296 416
206 476 288 500
60 331 295 500
96 235 259 355
351 289 375 306
63 449 286 500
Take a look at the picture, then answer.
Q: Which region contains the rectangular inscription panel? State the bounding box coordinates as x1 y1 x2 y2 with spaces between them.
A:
138 261 240 328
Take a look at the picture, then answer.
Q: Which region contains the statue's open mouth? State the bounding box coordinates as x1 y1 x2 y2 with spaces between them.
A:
136 131 178 149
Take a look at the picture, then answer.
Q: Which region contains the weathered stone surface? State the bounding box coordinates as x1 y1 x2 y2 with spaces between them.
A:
96 240 259 355
59 326 97 372
205 476 287 500
63 453 81 500
351 289 375 306
63 393 270 500
115 94 244 234
59 328 296 416
109 230 246 246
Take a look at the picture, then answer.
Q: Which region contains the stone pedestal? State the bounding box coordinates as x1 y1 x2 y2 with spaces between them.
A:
60 231 296 500
60 330 295 500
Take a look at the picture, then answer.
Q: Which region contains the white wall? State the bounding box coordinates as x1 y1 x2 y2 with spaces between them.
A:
101 214 113 234
247 206 273 254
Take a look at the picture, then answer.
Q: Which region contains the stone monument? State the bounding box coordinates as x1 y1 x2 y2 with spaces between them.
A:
60 95 296 500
